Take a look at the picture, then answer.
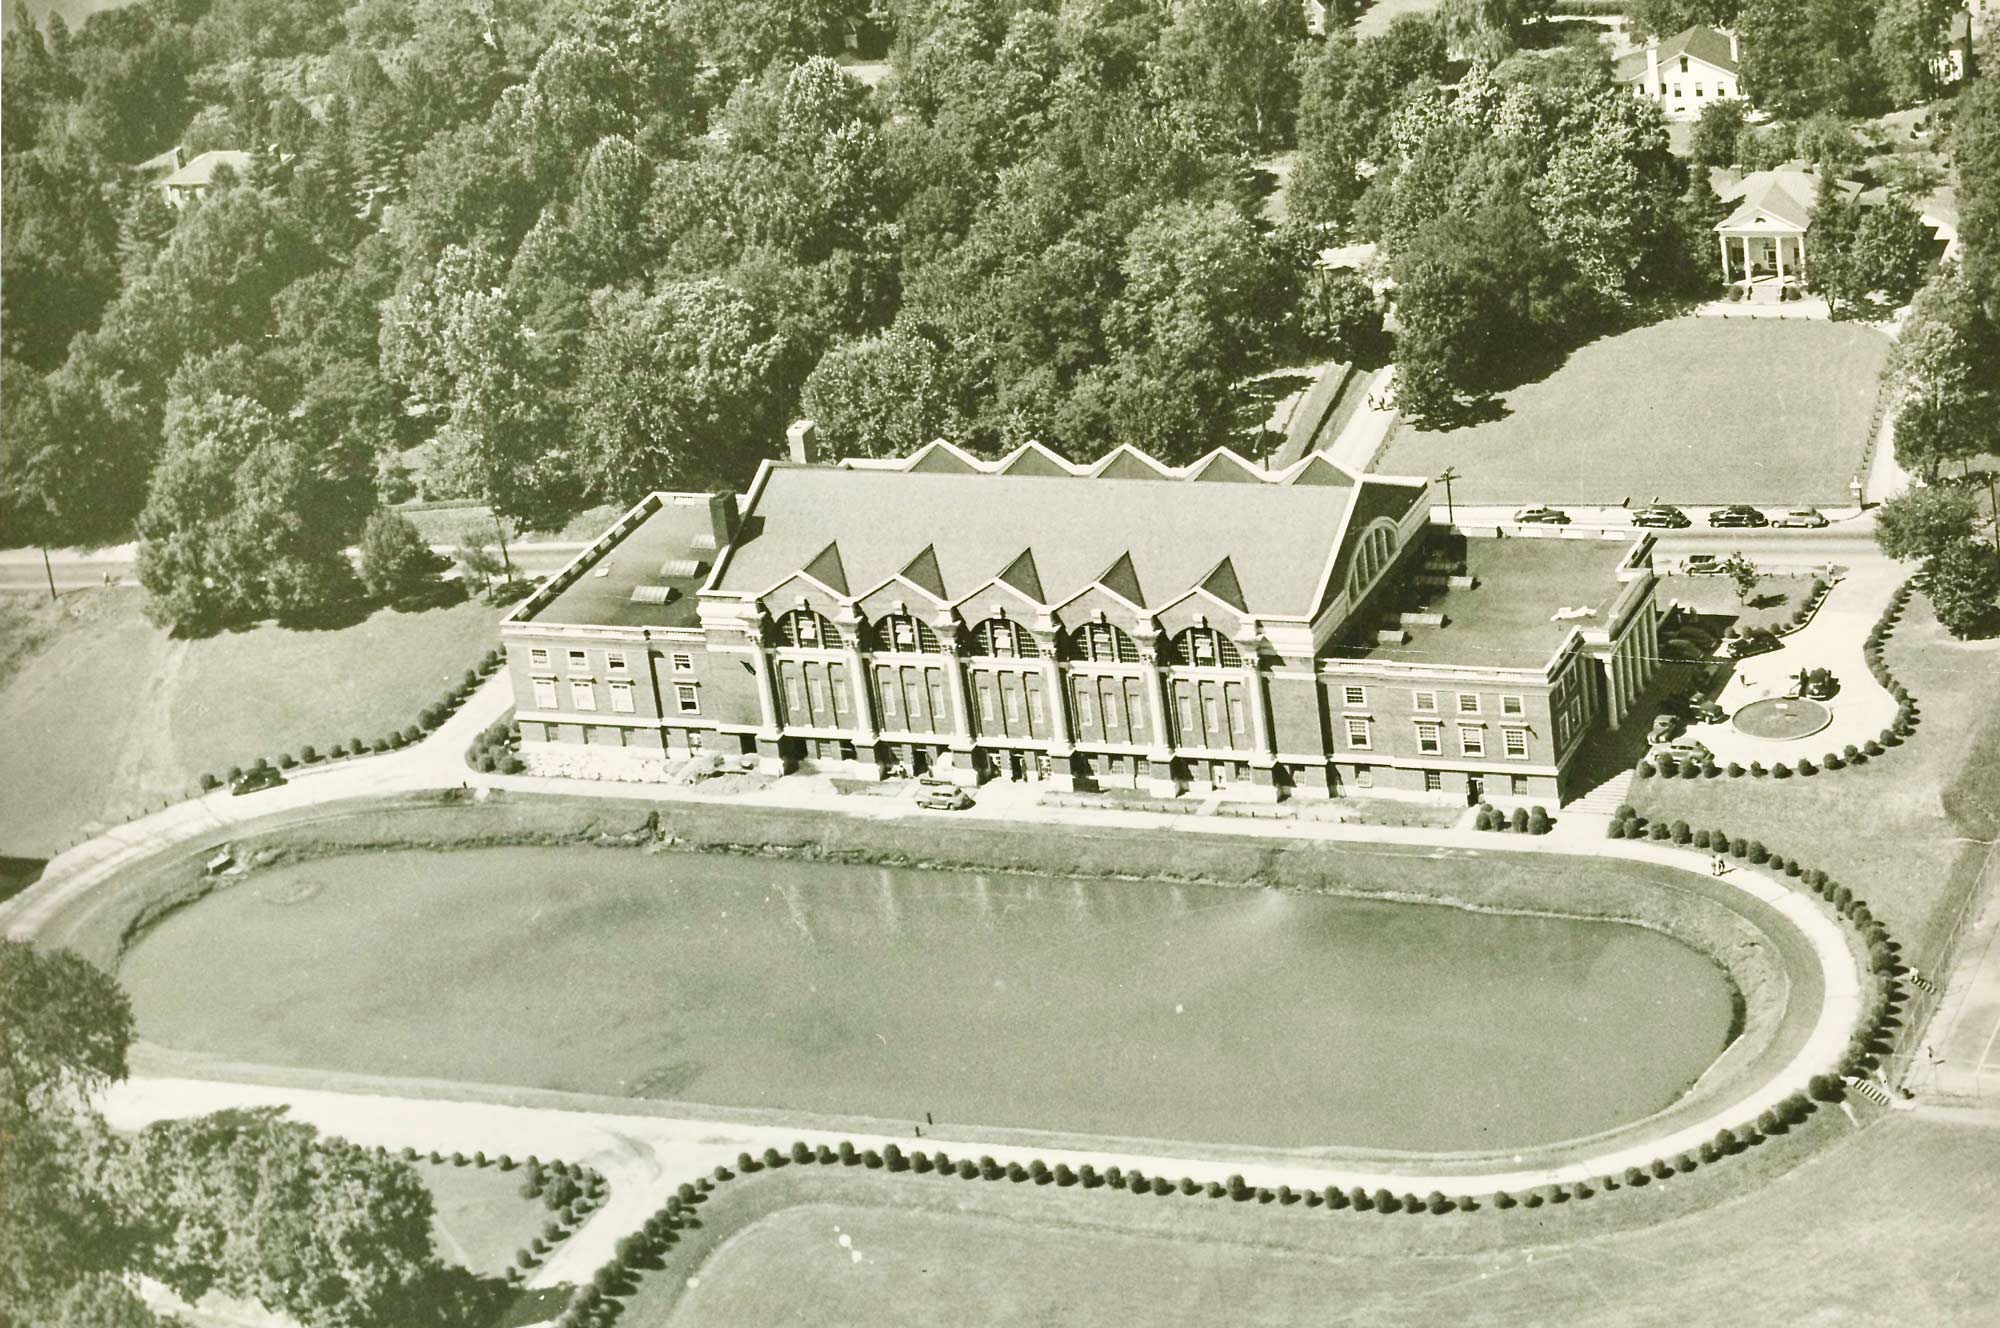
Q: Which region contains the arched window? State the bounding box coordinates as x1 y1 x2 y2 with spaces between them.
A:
1065 621 1140 664
1344 521 1400 602
1171 626 1243 668
778 608 843 649
872 613 941 654
971 618 1041 659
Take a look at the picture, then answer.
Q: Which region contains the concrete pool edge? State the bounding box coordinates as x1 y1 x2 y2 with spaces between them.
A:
21 788 1866 1189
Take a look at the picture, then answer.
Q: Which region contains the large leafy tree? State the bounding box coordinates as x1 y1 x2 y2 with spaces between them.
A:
1925 537 2000 637
1437 0 1552 63
1738 0 1883 117
800 327 968 460
1891 276 2000 481
573 280 796 501
1149 0 1307 153
1870 0 1960 107
129 1109 437 1328
1956 78 2000 320
1627 0 1742 40
1873 483 1979 560
1289 18 1450 227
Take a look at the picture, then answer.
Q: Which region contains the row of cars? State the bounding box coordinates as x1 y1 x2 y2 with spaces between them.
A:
1511 504 1830 528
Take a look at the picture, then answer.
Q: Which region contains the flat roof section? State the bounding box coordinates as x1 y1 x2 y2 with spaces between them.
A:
1343 536 1638 671
520 498 719 630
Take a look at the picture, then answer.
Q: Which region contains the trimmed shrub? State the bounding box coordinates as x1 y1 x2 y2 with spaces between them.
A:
198 772 221 791
1351 1187 1374 1211
1179 1176 1199 1195
1325 1185 1350 1209
1636 761 1655 778
979 1156 1003 1181
1681 759 1702 779
1727 762 1745 777
1474 807 1494 831
1749 761 1765 778
1714 1127 1739 1154
1153 1176 1175 1196
1649 821 1671 840
955 1159 978 1180
1206 1181 1226 1199
1426 1191 1453 1214
227 765 244 783
1614 804 1636 822
1671 819 1691 844
1746 841 1768 863
1527 807 1550 835
837 1141 857 1165
1522 1191 1543 1208
1649 1157 1673 1180
1607 819 1627 839
1493 1190 1516 1209
1010 1161 1031 1182
1054 1163 1075 1185
1772 763 1792 779
1823 752 1843 770
1571 1181 1592 1200
1078 1163 1099 1188
883 1144 905 1172
1797 758 1817 776
1693 829 1712 849
1104 1166 1124 1189
1864 739 1883 756
1510 807 1529 833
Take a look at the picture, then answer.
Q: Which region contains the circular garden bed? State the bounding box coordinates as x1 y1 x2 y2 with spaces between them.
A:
1732 697 1833 742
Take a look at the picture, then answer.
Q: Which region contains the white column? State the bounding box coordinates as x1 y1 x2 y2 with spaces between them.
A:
1040 652 1071 753
942 643 974 751
844 646 876 742
1776 236 1786 286
1602 657 1621 730
1720 232 1731 282
748 640 779 732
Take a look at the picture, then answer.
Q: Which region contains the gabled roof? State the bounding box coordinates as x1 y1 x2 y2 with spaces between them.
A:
1613 25 1739 82
1197 557 1247 611
995 549 1045 602
898 544 946 599
1095 551 1145 607
1285 453 1359 487
161 149 256 189
801 541 850 595
1090 445 1174 481
1715 166 1863 232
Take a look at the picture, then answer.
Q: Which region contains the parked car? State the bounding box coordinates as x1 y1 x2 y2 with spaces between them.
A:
916 785 973 811
1728 627 1781 659
1649 740 1712 766
1649 713 1685 744
1682 554 1725 575
231 766 285 796
1708 505 1769 528
1774 507 1829 528
1513 506 1570 525
1632 505 1691 528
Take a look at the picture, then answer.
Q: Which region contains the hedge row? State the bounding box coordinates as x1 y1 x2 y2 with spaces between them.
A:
1472 804 1552 835
1715 576 1830 648
197 648 507 792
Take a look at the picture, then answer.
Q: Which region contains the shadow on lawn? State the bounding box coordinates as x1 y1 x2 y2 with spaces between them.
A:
398 1266 571 1328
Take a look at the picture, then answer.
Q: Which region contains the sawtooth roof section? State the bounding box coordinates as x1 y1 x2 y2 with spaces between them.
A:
711 463 1362 616
1187 450 1264 483
1090 445 1175 481
994 443 1076 477
801 541 850 595
905 440 982 473
995 549 1046 602
1286 453 1358 487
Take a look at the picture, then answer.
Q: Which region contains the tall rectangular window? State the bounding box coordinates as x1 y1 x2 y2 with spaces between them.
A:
610 680 634 713
1416 722 1441 754
1355 766 1373 788
880 678 899 719
1345 717 1371 749
1003 686 1022 726
1504 728 1529 758
979 686 996 722
1102 689 1120 728
1460 727 1484 757
1227 695 1245 737
532 677 557 709
571 681 596 711
675 684 700 714
1343 685 1366 707
1076 687 1096 731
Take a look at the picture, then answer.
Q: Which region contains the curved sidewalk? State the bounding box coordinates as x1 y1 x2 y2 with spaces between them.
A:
16 685 1864 1270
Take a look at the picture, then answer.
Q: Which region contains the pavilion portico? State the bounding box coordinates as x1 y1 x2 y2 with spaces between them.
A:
1711 165 1860 301
1718 225 1805 288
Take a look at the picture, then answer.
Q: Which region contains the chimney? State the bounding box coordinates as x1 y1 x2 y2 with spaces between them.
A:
695 492 737 554
1646 34 1660 94
1728 28 1739 63
786 418 819 466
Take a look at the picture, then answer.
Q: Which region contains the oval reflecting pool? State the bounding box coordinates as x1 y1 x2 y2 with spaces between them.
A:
121 847 1738 1151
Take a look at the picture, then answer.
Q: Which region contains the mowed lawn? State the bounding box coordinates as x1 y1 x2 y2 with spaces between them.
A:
0 588 503 857
637 1116 2000 1327
1373 319 1891 505
415 1158 551 1278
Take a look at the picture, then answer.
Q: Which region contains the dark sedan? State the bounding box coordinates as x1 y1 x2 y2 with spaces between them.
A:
1707 505 1769 528
1632 505 1691 528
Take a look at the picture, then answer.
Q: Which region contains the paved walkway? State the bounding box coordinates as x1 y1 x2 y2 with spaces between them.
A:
1666 559 1905 767
1324 365 1397 472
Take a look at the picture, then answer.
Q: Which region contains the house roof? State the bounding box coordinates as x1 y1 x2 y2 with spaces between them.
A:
160 149 256 189
1613 25 1739 82
707 449 1426 620
1714 165 1864 232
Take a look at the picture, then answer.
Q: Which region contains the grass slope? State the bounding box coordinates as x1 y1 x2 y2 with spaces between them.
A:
1373 319 1891 505
415 1159 553 1278
0 588 501 857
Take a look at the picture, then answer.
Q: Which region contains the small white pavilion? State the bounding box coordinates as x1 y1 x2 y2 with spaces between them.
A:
1715 165 1863 297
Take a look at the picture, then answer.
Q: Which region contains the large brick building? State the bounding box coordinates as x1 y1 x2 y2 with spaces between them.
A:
500 431 1661 804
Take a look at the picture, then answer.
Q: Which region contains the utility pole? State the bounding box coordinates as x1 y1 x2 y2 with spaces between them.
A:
1438 466 1460 527
40 547 57 602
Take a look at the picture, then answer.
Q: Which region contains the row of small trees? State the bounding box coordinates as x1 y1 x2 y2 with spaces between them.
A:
1473 804 1552 834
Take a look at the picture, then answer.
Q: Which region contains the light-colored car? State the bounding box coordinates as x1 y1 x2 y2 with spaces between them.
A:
916 786 973 811
1512 506 1570 525
1774 508 1829 528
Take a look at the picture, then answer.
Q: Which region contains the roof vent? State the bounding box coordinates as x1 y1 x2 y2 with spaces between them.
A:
690 532 718 553
630 585 680 605
659 557 709 579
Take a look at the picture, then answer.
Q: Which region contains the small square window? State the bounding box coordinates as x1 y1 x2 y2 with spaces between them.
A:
994 628 1016 658
1502 695 1525 716
1346 717 1371 749
609 680 634 713
1457 693 1480 715
530 648 550 669
1355 765 1373 788
567 649 588 671
672 652 694 673
1343 685 1366 707
675 684 700 715
1424 770 1442 792
1512 774 1530 796
606 651 628 674
1460 727 1485 757
1193 635 1216 665
1413 691 1438 713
